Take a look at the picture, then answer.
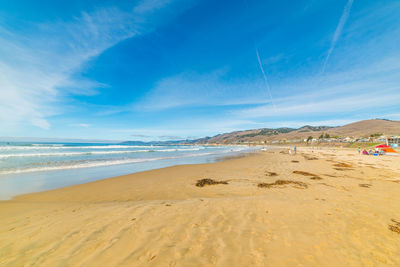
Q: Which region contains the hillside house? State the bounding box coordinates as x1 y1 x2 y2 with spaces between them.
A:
387 136 400 146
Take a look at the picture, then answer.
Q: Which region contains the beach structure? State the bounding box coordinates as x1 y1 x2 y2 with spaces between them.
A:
343 137 354 142
386 136 400 147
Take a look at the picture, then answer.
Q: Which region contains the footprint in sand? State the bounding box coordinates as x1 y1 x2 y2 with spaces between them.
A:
293 171 322 180
303 156 318 160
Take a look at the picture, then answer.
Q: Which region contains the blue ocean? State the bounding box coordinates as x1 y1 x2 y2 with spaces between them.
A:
0 142 254 200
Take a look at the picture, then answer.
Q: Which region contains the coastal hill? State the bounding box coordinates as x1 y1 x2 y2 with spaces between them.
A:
195 119 400 144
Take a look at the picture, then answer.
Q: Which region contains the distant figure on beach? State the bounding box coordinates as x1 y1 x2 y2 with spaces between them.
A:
294 146 297 155
358 147 361 154
289 149 292 155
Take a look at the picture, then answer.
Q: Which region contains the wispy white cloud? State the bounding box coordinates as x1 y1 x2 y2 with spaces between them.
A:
138 49 400 119
138 0 400 130
379 113 400 121
134 0 173 14
136 69 269 110
0 9 134 132
3 0 398 140
0 0 194 134
235 83 400 119
136 47 400 128
70 123 91 128
321 0 354 74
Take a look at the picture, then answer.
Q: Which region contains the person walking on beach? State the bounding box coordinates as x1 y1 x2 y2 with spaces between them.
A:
294 146 297 155
358 147 361 154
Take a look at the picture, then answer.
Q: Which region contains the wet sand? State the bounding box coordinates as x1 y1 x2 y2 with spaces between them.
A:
1 147 400 266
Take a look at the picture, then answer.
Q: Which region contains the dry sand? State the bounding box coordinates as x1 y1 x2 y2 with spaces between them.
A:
1 147 400 266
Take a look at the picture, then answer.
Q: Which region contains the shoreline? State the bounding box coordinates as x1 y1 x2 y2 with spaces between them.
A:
1 147 400 266
0 146 257 201
8 150 263 203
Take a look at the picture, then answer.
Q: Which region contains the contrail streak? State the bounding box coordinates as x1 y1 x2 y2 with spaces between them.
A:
255 47 277 112
321 0 354 74
242 0 277 112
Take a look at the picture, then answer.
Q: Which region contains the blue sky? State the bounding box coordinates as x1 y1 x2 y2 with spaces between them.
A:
1 0 400 141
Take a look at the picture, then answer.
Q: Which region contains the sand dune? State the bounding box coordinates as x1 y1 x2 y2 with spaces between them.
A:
1 148 400 266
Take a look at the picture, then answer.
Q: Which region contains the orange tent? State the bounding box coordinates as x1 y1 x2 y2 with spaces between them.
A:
381 147 399 156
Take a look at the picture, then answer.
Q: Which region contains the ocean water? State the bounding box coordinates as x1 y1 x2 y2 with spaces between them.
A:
0 142 255 200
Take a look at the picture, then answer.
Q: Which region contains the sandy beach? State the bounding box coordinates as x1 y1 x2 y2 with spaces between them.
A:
1 147 400 266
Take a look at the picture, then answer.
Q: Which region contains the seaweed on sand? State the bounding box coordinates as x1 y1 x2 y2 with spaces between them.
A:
333 162 353 171
258 180 308 189
195 178 228 187
389 219 400 234
334 163 352 168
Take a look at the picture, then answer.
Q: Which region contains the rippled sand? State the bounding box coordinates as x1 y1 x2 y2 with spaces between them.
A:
1 147 400 266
